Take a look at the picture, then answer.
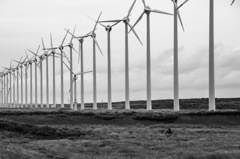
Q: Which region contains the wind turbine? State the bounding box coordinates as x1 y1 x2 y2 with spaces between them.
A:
24 54 30 108
41 38 51 108
67 12 103 110
63 61 92 111
0 74 3 107
129 0 172 110
12 68 16 108
63 26 79 109
28 45 43 108
14 57 22 108
13 56 27 108
45 30 70 108
25 52 35 107
231 0 236 5
42 33 58 108
99 0 143 109
1 68 9 107
168 0 188 111
178 0 236 111
90 15 123 110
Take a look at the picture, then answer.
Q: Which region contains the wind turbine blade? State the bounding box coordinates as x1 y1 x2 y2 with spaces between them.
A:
19 57 23 63
99 19 123 23
176 10 184 32
231 0 235 5
111 21 121 27
41 38 45 50
13 60 21 64
10 60 12 68
172 1 185 32
128 23 143 45
177 0 189 10
72 46 79 55
36 45 41 55
28 50 37 57
78 42 81 64
84 30 94 37
127 0 137 18
93 11 102 31
66 29 77 39
62 51 70 64
25 50 30 61
70 25 76 43
142 0 146 7
61 29 69 46
93 38 103 56
129 12 144 33
76 71 93 76
151 9 173 16
87 14 106 29
63 61 73 74
50 33 53 48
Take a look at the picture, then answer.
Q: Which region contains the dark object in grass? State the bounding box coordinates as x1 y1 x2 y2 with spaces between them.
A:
164 128 173 134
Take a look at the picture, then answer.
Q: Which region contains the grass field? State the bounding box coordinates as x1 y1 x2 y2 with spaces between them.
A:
0 98 240 159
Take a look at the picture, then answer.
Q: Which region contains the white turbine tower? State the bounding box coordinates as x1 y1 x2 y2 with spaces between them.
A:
45 30 70 108
25 53 35 108
63 61 92 111
67 13 103 110
41 38 51 108
178 0 236 111
28 45 44 108
99 0 143 110
13 57 27 108
15 57 23 108
96 20 122 110
129 0 172 110
169 0 188 111
64 26 79 109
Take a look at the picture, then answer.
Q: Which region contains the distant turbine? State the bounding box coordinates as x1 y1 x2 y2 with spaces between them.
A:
45 30 70 108
63 61 92 110
25 52 35 107
1 67 9 107
97 20 121 110
28 45 43 108
129 0 173 110
68 12 103 110
13 56 27 108
99 0 143 110
64 26 79 109
15 57 22 108
170 0 188 111
41 38 51 108
178 0 236 111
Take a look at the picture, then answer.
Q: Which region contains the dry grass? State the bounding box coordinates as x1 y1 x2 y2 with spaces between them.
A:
1 123 240 159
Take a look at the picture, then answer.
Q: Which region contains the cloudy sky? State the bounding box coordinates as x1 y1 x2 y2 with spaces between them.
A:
0 0 240 104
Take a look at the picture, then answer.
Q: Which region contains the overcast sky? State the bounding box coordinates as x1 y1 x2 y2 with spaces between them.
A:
0 0 240 104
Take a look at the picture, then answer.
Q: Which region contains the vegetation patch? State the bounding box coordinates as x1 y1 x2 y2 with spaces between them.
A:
0 119 92 139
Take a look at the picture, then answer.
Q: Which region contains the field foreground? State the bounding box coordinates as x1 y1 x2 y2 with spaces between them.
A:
0 108 240 159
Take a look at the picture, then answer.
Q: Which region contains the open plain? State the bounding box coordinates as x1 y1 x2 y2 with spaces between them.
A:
0 98 240 159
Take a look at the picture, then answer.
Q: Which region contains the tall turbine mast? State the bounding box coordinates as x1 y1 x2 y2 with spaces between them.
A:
13 56 27 108
96 20 122 110
45 30 70 108
129 0 172 110
64 26 79 109
99 0 143 110
63 61 92 111
28 45 43 108
170 0 188 111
